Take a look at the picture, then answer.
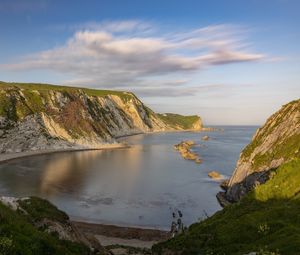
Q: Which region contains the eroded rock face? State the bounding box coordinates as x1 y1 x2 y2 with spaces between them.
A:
0 84 202 153
223 99 300 203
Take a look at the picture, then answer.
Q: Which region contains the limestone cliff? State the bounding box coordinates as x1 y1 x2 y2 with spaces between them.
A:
0 82 202 153
222 99 300 203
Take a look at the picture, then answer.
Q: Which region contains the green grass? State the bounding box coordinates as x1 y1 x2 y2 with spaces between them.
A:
18 197 69 223
157 113 201 129
153 159 300 255
241 99 300 166
251 133 300 169
0 81 134 102
0 197 91 255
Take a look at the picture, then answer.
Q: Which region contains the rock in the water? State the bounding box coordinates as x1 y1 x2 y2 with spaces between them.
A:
208 171 221 179
202 135 209 141
195 158 202 164
174 140 202 163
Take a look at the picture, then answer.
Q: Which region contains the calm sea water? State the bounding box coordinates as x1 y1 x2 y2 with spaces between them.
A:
0 126 257 229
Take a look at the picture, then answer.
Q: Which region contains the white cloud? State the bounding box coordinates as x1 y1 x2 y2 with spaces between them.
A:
1 21 265 96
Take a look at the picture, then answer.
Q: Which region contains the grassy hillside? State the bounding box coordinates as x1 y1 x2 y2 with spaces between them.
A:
157 113 201 130
240 99 300 170
153 159 300 255
0 197 92 255
0 81 134 100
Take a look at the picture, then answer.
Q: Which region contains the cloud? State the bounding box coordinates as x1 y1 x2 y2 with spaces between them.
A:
1 21 265 96
112 84 230 98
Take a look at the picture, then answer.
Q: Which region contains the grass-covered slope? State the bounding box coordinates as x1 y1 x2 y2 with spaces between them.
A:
0 81 134 101
223 99 300 202
242 99 300 170
153 159 300 255
157 113 202 130
237 99 300 174
0 197 92 255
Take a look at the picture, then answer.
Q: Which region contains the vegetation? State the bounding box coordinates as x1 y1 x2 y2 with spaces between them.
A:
251 133 300 169
0 81 134 101
241 99 300 168
17 197 69 223
153 159 300 255
157 113 200 129
0 197 91 255
0 81 135 110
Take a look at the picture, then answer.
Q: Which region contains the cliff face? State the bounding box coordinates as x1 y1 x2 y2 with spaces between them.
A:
0 82 202 153
224 99 300 202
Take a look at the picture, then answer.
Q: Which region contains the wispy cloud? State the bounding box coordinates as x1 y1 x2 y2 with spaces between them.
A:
1 21 265 96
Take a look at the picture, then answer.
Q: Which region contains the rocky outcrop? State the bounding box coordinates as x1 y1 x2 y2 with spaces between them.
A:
174 140 202 163
202 135 209 141
0 82 203 153
208 171 221 179
222 99 300 203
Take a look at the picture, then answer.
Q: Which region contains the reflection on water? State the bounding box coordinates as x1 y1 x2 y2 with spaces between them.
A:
0 126 257 229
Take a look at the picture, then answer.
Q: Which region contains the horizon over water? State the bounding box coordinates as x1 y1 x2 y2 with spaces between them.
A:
0 126 257 229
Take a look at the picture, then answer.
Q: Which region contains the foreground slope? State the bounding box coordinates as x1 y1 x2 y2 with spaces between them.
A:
153 99 300 255
153 159 300 255
0 196 106 255
0 81 202 153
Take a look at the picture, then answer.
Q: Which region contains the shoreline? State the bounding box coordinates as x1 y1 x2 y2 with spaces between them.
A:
0 143 129 164
72 220 170 249
72 221 170 241
0 128 207 164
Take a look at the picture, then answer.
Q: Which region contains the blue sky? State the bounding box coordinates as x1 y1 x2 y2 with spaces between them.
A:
0 0 299 125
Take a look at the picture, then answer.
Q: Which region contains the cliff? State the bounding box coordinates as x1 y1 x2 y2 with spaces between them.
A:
0 81 202 153
223 99 300 202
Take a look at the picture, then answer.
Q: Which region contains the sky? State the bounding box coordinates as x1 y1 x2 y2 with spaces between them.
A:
0 0 299 125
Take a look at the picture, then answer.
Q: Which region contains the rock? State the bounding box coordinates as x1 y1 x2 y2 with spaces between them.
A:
216 192 231 207
195 158 202 164
225 170 273 203
208 171 221 179
202 135 209 141
174 140 202 163
220 179 229 191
